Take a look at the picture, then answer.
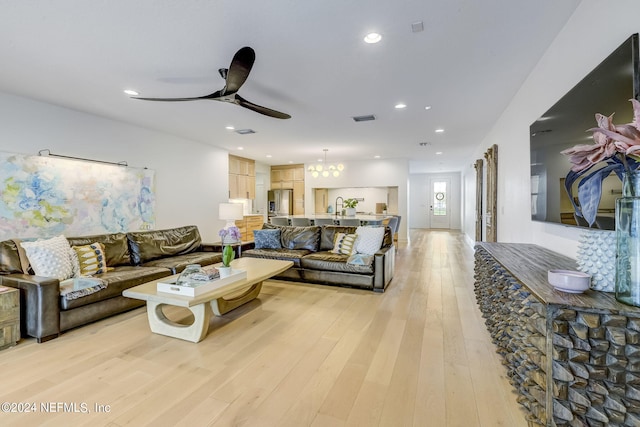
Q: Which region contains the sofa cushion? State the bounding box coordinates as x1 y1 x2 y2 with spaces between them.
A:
142 252 223 273
263 224 321 252
128 225 202 265
67 232 131 267
320 225 358 251
242 248 310 267
60 265 171 310
253 229 282 249
20 235 75 280
0 239 24 275
355 226 386 255
301 251 374 274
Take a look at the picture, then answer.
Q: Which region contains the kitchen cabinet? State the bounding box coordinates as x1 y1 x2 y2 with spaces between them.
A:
234 215 265 241
229 155 256 199
271 164 305 215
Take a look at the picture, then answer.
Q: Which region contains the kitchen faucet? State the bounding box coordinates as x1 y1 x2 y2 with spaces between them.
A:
335 196 344 216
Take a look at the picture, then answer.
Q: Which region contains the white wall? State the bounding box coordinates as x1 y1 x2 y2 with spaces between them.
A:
462 0 640 258
0 92 230 241
409 172 462 230
304 158 409 241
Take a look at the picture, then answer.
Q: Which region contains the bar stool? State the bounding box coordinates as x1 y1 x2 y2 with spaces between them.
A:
290 218 311 226
338 218 361 227
313 218 335 226
270 217 290 226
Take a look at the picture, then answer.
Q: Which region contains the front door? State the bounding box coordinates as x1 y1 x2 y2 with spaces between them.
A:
430 178 450 229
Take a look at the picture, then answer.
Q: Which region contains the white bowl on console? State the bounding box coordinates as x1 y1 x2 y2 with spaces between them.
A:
548 269 591 294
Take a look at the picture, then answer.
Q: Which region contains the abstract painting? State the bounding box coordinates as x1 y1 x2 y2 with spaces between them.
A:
0 151 155 239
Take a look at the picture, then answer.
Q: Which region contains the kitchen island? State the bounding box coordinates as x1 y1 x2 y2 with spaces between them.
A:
270 214 390 226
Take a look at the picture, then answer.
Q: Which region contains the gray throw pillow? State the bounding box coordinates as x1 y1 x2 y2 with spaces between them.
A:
253 229 282 249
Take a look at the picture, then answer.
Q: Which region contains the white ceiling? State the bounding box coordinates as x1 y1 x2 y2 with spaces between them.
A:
0 0 581 172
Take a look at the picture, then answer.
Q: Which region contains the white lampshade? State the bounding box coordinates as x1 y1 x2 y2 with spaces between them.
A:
219 203 244 221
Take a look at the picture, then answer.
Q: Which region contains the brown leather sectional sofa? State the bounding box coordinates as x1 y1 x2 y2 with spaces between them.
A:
0 225 221 343
242 224 395 292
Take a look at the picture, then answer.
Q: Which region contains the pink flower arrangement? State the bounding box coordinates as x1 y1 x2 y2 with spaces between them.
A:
561 99 640 226
562 99 640 172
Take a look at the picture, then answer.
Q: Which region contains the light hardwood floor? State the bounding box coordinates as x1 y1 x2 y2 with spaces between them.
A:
0 230 528 427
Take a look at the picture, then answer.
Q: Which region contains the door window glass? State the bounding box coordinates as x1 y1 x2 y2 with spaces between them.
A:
433 181 446 216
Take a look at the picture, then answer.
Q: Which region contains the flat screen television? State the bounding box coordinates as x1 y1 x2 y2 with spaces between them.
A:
530 33 640 230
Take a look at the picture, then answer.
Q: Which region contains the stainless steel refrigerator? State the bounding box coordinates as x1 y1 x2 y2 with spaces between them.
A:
268 189 293 216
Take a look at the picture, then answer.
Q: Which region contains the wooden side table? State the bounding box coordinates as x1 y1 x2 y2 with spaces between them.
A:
0 286 20 349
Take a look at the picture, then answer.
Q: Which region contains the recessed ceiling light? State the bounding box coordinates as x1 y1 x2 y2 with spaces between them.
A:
266 154 272 158
237 147 244 150
436 151 443 155
225 126 235 130
395 103 407 109
435 128 445 133
123 89 139 96
425 106 432 110
364 33 382 44
374 155 381 159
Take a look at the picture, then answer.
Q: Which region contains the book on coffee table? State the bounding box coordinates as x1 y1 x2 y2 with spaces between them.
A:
157 269 247 297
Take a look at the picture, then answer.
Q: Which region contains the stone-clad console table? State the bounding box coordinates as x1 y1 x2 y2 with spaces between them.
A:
475 243 640 427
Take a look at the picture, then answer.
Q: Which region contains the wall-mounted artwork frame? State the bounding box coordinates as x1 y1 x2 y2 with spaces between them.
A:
0 151 155 239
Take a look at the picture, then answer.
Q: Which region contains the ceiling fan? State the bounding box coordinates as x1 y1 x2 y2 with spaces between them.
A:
132 46 291 119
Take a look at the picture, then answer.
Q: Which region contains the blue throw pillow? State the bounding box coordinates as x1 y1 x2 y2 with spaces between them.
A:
253 229 282 249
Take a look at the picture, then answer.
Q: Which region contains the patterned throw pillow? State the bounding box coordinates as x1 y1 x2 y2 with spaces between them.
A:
355 226 385 255
331 233 357 255
253 229 282 249
71 242 109 276
20 235 74 280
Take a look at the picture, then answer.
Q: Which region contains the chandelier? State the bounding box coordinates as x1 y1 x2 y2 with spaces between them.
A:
308 149 344 178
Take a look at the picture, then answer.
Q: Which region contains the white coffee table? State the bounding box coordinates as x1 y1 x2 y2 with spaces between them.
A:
123 257 292 342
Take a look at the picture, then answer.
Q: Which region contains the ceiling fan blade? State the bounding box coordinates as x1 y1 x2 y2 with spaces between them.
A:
236 94 291 119
223 47 255 94
132 96 207 102
133 90 224 102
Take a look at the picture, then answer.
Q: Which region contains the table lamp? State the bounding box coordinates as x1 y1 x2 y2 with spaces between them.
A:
219 203 244 243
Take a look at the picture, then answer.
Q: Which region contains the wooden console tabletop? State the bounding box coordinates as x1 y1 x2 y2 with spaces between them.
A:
478 242 640 314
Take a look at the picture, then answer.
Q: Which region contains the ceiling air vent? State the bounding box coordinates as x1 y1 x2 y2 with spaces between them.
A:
235 129 255 135
419 142 431 146
411 21 424 33
352 115 376 122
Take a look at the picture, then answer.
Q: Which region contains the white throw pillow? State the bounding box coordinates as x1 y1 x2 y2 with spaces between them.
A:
355 226 385 255
20 235 74 280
